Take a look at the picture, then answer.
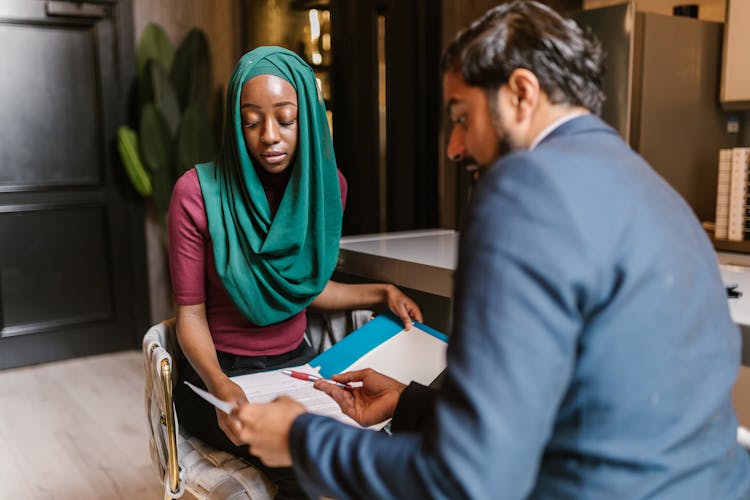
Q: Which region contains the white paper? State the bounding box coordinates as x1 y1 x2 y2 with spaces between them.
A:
231 364 376 428
184 381 235 415
343 326 448 386
226 326 448 430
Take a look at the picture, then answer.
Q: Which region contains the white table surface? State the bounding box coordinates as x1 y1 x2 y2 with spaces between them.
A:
719 252 750 327
718 253 750 366
337 229 458 297
339 232 750 364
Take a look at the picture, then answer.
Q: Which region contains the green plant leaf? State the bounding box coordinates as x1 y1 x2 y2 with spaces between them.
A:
136 23 174 79
144 60 181 137
176 102 216 175
139 103 173 173
124 23 220 215
116 126 153 196
171 28 212 110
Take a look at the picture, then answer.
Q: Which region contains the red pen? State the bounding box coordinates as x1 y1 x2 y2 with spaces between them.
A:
281 369 353 389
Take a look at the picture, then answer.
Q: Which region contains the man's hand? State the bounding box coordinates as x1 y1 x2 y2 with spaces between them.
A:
208 378 249 445
314 368 406 427
234 396 306 467
384 284 423 329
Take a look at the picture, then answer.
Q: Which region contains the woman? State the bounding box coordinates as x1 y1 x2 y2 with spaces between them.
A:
168 46 422 498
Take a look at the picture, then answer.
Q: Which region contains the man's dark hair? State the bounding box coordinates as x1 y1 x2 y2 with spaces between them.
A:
441 0 605 114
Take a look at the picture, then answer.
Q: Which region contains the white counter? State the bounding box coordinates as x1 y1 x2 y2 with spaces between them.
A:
720 265 750 326
338 231 750 365
718 252 750 365
338 229 457 297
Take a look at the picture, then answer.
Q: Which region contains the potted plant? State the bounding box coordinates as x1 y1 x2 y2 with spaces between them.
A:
117 23 221 220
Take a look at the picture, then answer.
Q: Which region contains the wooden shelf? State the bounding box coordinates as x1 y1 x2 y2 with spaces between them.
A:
713 238 750 254
292 0 331 10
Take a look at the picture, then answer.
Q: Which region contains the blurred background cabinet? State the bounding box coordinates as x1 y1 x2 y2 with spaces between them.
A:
291 1 333 131
721 0 750 109
572 3 739 225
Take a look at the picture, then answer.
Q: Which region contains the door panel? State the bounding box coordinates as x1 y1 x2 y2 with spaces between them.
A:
0 0 149 369
0 204 113 337
0 22 101 188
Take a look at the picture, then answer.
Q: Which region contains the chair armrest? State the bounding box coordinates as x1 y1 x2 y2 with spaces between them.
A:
159 356 181 496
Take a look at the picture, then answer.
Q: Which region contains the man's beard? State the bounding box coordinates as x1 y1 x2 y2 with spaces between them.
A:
496 132 513 159
489 94 515 159
462 89 515 180
462 128 513 181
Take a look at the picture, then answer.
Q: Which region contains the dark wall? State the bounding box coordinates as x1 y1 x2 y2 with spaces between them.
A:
331 0 441 235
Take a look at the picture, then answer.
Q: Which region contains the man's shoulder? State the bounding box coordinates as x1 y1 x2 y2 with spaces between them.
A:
529 114 623 161
487 117 639 189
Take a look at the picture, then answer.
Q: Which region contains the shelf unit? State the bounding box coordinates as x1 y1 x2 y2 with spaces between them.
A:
714 238 750 255
721 0 750 109
291 0 334 132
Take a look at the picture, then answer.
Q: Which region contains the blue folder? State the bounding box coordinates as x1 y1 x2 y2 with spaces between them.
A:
310 312 448 379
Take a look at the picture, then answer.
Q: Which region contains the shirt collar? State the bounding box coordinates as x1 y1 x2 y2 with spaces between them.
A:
529 111 588 150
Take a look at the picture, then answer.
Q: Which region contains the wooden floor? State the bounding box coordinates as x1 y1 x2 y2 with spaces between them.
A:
0 350 167 499
2 349 749 500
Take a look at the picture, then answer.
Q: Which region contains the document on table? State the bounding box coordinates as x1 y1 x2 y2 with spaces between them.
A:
230 365 373 429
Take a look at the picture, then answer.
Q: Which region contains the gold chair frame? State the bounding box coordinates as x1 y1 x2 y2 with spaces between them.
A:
143 320 274 500
159 356 180 498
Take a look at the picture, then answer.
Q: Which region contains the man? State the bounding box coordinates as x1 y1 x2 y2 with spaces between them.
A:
235 2 750 498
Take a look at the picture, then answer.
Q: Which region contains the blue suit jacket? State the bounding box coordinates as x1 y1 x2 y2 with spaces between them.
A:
290 115 750 499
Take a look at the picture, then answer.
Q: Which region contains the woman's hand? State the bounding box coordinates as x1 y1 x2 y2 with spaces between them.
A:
313 368 406 427
208 377 249 445
384 284 423 329
310 281 423 329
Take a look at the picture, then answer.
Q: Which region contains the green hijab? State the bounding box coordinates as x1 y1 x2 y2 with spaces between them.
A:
195 46 342 326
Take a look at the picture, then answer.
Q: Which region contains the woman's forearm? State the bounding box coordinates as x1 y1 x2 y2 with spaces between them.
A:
309 281 390 311
311 281 423 327
176 303 228 391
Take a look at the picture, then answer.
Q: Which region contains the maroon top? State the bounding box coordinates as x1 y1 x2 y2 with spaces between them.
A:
168 167 347 356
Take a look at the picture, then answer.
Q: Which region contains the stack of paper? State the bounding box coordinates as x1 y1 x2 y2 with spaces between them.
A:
726 147 750 241
715 148 732 239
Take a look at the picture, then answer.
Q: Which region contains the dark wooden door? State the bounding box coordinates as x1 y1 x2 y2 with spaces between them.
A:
331 0 441 235
0 0 149 368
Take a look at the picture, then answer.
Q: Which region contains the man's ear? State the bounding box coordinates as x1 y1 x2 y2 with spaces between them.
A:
506 68 540 121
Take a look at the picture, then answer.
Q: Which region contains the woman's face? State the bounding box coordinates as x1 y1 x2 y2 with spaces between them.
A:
240 74 298 174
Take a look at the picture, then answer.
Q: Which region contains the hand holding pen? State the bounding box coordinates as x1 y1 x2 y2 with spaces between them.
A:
281 369 354 389
312 368 406 427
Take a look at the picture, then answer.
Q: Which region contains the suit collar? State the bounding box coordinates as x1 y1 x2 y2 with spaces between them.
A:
530 112 588 149
538 114 616 146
